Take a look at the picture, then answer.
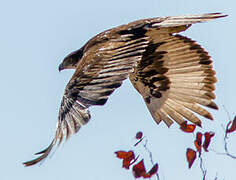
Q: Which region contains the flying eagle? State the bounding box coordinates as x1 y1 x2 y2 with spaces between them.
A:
24 13 227 166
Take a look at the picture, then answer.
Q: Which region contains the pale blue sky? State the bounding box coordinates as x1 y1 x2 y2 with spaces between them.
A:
1 0 235 180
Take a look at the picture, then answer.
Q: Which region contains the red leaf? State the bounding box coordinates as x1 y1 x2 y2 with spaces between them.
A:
122 152 135 169
115 150 135 169
194 132 203 153
180 121 196 133
226 116 236 133
115 151 130 159
203 132 215 152
196 132 203 145
186 148 197 168
136 131 143 139
133 160 158 179
132 159 146 178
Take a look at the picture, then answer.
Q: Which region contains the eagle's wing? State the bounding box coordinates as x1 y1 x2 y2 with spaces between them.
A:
23 13 226 166
23 22 151 166
128 13 227 127
130 33 218 127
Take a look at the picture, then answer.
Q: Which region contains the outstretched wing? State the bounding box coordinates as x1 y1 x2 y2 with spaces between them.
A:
23 23 151 166
128 13 227 127
130 33 218 127
23 13 226 166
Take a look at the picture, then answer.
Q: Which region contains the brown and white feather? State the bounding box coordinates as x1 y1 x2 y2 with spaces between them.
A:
130 34 218 127
23 13 226 166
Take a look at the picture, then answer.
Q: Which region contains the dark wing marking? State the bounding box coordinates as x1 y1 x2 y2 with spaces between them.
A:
130 34 218 127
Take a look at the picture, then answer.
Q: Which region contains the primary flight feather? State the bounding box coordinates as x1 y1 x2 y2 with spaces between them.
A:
24 13 227 166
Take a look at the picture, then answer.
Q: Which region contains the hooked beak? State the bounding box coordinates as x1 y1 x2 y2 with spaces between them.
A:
58 63 64 72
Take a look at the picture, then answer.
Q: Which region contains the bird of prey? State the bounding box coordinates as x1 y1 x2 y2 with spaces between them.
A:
24 13 227 166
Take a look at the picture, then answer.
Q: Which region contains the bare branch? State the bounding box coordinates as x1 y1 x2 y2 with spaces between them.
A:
213 173 218 180
223 105 231 121
223 128 236 159
143 139 160 180
199 155 207 180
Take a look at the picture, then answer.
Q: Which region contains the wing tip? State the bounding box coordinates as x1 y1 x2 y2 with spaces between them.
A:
207 101 219 110
23 159 40 167
23 140 55 167
196 121 202 127
205 12 228 18
204 112 214 120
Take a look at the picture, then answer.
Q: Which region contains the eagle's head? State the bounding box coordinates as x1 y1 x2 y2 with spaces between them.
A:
59 47 84 71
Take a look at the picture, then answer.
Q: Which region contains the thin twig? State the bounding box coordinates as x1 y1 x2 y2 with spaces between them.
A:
143 139 154 165
221 107 236 158
217 119 236 159
223 105 231 121
213 173 218 180
223 127 236 159
211 127 236 159
209 149 228 156
143 139 160 180
199 155 207 180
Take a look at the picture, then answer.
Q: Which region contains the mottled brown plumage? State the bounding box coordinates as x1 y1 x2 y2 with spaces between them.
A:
23 13 227 166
